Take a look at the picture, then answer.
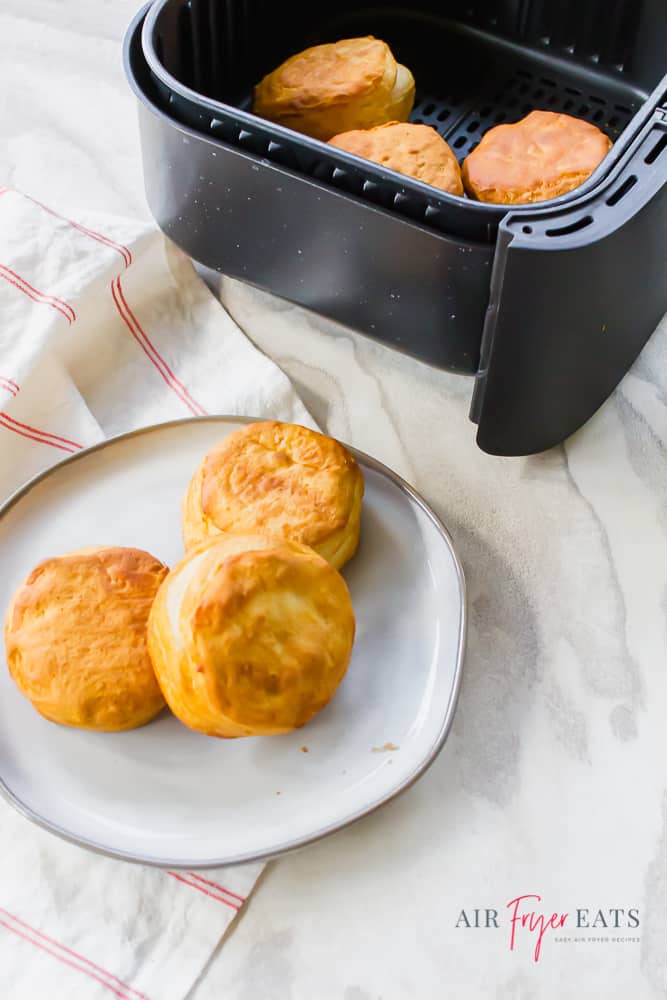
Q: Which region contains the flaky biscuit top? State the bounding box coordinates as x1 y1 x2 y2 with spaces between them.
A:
4 546 168 731
462 110 612 204
183 421 364 569
148 534 355 737
330 121 464 194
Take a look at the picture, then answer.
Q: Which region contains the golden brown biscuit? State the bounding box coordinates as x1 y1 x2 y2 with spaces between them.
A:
147 534 355 737
329 121 464 194
253 36 415 141
462 110 612 204
183 421 364 569
4 546 168 731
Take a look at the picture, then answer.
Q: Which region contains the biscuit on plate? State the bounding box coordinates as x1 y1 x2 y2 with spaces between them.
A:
183 421 364 570
4 546 168 731
462 110 612 204
329 121 464 194
253 36 415 140
147 533 355 737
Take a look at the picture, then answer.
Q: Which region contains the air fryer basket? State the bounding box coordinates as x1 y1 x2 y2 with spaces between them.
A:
126 2 667 454
142 0 655 242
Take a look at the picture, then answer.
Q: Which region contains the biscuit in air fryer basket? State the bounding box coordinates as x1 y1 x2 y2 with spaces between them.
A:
462 110 612 204
147 534 355 738
4 546 168 731
329 121 464 195
253 36 415 141
182 421 364 570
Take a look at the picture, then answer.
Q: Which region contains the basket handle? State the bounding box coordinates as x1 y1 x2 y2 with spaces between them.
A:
471 110 667 456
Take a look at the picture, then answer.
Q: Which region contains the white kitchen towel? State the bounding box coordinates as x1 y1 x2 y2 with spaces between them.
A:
0 186 314 1000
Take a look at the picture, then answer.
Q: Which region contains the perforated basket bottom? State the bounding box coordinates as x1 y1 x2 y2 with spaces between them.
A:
411 63 636 161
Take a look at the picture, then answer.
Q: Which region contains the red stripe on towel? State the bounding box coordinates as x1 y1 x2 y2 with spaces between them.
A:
110 275 206 416
28 197 133 268
0 909 149 1000
0 377 19 396
166 871 241 911
0 411 82 448
0 413 82 453
0 265 75 324
183 873 246 905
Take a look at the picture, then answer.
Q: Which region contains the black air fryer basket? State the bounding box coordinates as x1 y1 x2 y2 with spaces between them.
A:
124 0 667 455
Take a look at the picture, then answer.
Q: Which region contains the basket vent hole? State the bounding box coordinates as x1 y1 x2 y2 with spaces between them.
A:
645 133 667 165
522 225 533 234
466 120 480 133
453 136 467 149
545 215 593 237
606 175 637 206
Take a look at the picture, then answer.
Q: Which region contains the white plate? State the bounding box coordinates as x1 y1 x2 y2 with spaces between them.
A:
0 417 465 867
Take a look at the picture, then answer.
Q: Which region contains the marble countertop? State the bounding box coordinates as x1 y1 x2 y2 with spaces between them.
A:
2 3 667 997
